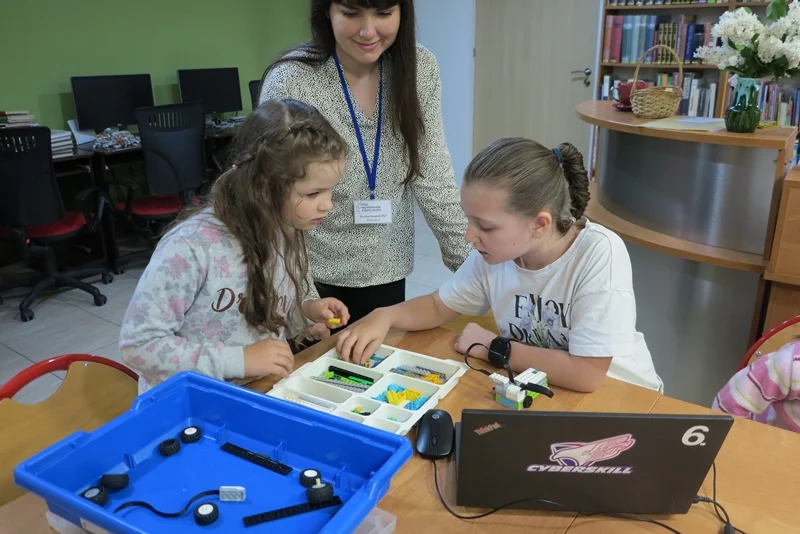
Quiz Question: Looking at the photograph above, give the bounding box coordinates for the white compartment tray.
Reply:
[267,345,468,435]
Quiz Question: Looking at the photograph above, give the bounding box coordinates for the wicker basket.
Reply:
[630,45,683,119]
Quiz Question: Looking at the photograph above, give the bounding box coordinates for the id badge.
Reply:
[354,200,392,225]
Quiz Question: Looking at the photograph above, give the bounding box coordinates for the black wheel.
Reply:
[523,395,533,409]
[100,473,129,491]
[180,426,202,443]
[158,438,181,457]
[300,468,321,488]
[102,273,114,284]
[82,486,109,506]
[194,502,219,526]
[306,479,334,504]
[112,267,125,275]
[94,294,107,307]
[20,309,34,322]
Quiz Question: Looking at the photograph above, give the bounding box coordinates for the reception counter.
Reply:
[577,100,798,404]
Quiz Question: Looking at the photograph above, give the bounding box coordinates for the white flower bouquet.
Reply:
[694,0,800,80]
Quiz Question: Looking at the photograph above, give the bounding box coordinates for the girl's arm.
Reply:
[409,46,473,272]
[714,341,800,418]
[336,291,460,364]
[453,323,611,393]
[337,251,490,363]
[506,345,611,393]
[119,235,246,388]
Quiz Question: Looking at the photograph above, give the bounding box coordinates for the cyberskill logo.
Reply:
[527,434,636,475]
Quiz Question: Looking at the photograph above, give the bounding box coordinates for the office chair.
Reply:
[111,102,206,244]
[249,80,261,110]
[0,127,111,322]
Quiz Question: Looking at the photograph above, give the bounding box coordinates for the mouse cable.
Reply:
[431,460,682,533]
[693,462,747,534]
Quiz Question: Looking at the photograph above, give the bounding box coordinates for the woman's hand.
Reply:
[303,298,350,328]
[336,309,392,365]
[243,338,295,378]
[454,322,496,360]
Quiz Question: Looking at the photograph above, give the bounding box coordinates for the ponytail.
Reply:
[556,142,590,230]
[464,137,591,235]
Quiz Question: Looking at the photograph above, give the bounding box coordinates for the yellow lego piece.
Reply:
[327,317,341,325]
[386,390,404,405]
[422,373,444,385]
[404,389,421,401]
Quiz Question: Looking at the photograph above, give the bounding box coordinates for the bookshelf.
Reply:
[598,0,774,119]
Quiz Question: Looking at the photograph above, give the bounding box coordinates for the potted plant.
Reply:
[694,0,800,133]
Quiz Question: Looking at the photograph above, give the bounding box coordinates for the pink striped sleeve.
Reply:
[713,342,800,420]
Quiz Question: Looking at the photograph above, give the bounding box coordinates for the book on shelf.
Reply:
[603,14,714,66]
[600,71,718,117]
[607,0,726,5]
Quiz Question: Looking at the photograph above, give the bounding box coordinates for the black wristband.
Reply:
[488,336,512,369]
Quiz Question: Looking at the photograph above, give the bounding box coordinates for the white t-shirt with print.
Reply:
[438,219,662,391]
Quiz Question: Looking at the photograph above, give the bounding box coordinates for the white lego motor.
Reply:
[490,368,549,410]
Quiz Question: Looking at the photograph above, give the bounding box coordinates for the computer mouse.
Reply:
[416,409,454,459]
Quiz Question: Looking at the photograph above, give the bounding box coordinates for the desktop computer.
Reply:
[70,74,154,132]
[177,67,243,116]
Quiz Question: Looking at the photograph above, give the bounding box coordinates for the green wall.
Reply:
[0,0,310,129]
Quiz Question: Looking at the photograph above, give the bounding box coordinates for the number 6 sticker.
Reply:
[682,425,709,446]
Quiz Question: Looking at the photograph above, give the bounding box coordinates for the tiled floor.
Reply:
[0,212,451,403]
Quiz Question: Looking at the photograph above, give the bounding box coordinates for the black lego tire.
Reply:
[194,502,219,526]
[299,468,321,488]
[82,486,109,506]
[523,395,534,409]
[306,480,334,505]
[158,438,181,457]
[100,473,129,491]
[180,426,202,444]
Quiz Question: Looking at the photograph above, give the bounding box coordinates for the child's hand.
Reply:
[243,338,294,378]
[303,298,350,328]
[304,323,331,341]
[454,322,495,359]
[336,309,392,365]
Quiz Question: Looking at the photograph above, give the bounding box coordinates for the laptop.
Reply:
[455,409,733,515]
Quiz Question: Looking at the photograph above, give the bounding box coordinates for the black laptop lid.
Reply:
[456,410,733,514]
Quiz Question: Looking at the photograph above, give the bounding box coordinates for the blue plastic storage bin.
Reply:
[14,371,412,533]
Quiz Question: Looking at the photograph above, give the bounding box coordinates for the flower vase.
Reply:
[725,77,762,133]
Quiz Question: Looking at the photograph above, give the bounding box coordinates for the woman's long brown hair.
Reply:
[261,0,423,185]
[172,99,347,333]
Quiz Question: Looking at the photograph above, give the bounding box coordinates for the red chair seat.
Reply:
[116,195,183,217]
[0,212,86,240]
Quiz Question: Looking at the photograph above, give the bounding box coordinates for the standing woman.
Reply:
[260,0,471,324]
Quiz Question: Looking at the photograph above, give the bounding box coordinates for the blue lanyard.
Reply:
[333,53,383,200]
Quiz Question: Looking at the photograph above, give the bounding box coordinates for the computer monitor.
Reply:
[71,74,154,131]
[178,67,243,114]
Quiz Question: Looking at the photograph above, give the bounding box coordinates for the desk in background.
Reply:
[2,328,796,533]
[578,101,798,405]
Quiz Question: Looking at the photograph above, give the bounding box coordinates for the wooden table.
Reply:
[1,329,798,534]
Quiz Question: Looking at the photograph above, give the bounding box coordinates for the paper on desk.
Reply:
[641,117,726,131]
[67,119,95,145]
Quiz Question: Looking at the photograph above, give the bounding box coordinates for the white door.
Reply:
[473,0,602,159]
